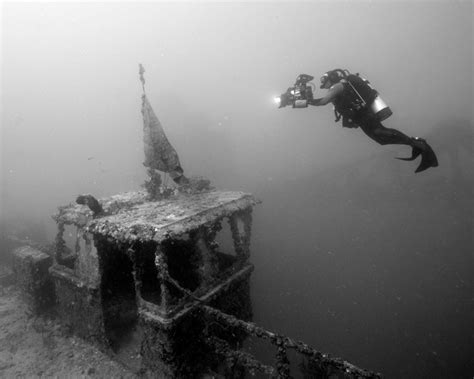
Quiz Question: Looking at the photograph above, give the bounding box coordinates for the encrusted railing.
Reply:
[162,268,382,378]
[201,305,382,378]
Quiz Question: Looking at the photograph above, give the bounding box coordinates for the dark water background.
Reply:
[248,137,473,378]
[2,2,473,378]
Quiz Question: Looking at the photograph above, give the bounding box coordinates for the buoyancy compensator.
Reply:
[342,71,393,122]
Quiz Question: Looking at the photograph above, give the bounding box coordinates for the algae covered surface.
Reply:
[55,190,259,244]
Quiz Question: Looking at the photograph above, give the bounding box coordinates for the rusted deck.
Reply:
[54,190,259,243]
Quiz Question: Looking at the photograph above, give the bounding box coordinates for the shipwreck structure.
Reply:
[6,66,382,378]
[10,189,382,378]
[50,189,257,376]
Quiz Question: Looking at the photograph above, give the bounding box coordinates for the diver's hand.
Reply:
[278,89,292,108]
[278,93,288,108]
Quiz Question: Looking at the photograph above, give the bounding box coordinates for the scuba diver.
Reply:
[278,69,438,173]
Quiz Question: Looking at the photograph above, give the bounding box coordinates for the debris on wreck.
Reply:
[76,194,104,216]
[139,63,213,197]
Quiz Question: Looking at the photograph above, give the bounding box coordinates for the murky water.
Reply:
[1,2,472,377]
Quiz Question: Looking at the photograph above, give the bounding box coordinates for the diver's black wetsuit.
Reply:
[347,108,438,173]
[356,113,412,146]
[309,77,438,172]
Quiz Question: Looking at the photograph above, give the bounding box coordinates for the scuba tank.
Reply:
[370,94,392,121]
[345,71,393,121]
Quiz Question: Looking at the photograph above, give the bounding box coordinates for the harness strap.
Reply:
[345,80,367,107]
[334,108,342,122]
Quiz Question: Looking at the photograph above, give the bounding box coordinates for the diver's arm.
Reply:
[309,82,343,106]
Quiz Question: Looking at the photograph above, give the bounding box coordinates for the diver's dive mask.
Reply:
[320,74,329,89]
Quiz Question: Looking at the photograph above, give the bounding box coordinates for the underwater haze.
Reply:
[1,1,473,377]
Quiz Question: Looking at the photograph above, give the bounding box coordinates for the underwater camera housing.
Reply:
[276,74,315,108]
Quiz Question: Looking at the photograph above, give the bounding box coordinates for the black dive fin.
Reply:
[415,146,439,173]
[396,146,422,161]
[396,137,439,173]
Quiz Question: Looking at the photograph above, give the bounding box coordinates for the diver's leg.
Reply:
[359,119,438,172]
[359,119,412,145]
